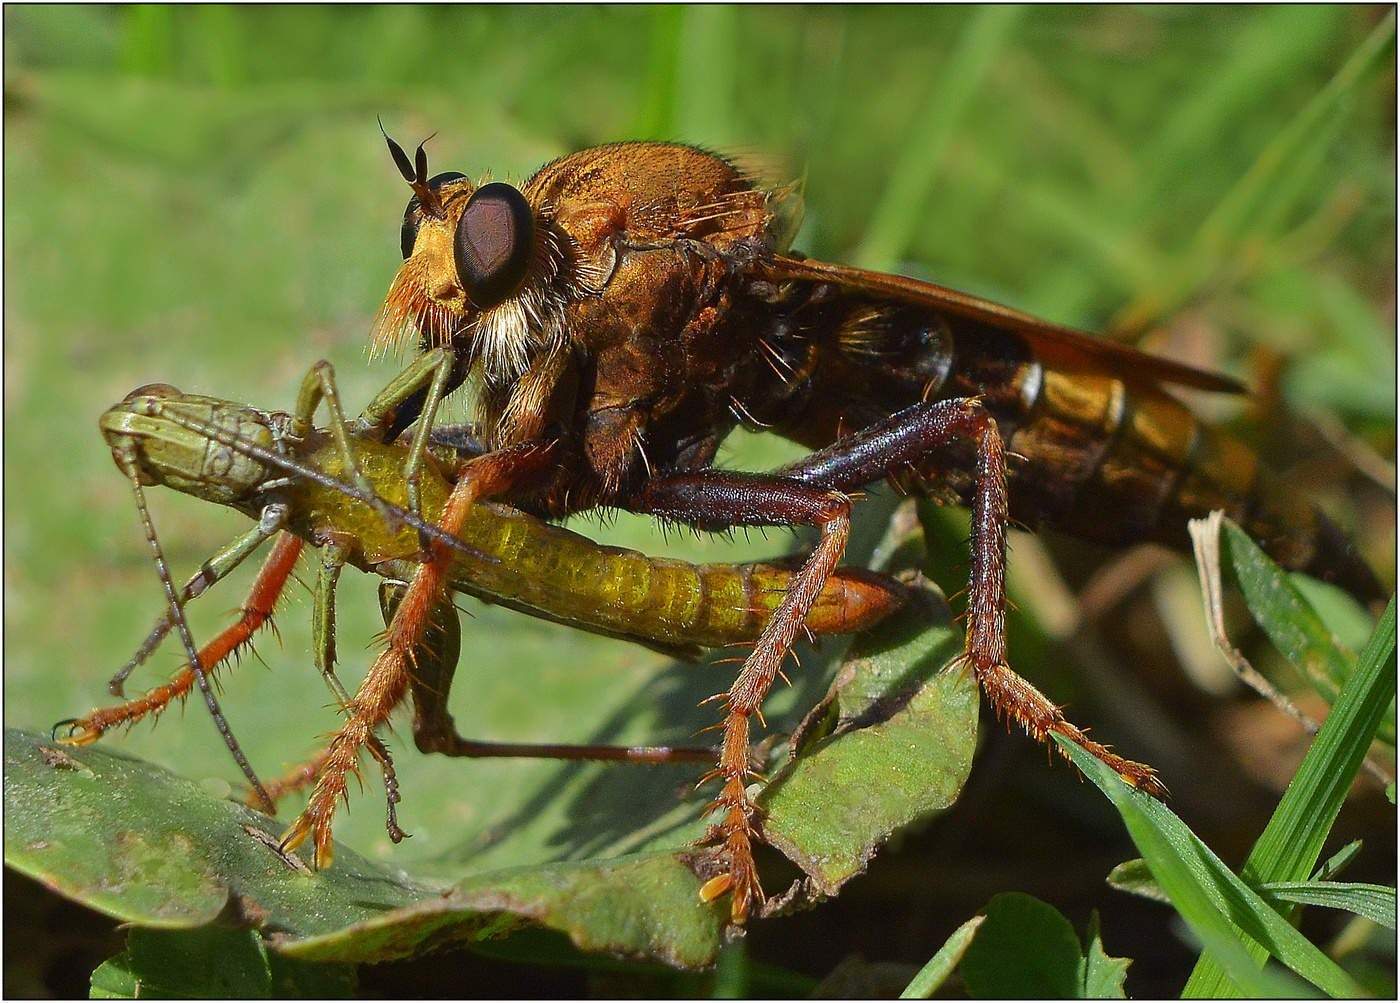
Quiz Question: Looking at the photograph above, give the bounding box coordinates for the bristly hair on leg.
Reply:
[115,451,274,814]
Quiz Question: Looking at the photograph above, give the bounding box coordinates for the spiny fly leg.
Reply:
[107,512,287,697]
[785,398,1166,797]
[281,442,556,868]
[629,471,853,923]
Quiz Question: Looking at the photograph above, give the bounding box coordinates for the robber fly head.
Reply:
[371,123,592,383]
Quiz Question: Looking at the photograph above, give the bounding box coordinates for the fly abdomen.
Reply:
[1007,375,1383,601]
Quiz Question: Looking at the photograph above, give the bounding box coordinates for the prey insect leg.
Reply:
[306,542,406,840]
[778,399,1166,798]
[294,361,410,533]
[58,520,300,764]
[106,456,275,814]
[627,472,854,924]
[357,347,465,517]
[379,584,716,767]
[108,508,290,697]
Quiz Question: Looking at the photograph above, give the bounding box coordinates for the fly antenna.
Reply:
[114,446,275,814]
[379,117,444,219]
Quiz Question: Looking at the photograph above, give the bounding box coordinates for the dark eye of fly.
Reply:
[452,182,535,309]
[399,171,467,259]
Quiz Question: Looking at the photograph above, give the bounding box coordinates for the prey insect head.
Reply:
[100,389,279,504]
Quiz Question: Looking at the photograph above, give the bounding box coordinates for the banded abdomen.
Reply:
[763,291,1383,603]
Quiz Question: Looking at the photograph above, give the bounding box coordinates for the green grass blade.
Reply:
[899,915,984,998]
[1113,11,1396,333]
[1311,840,1365,882]
[1216,518,1395,745]
[1263,882,1396,931]
[710,940,748,998]
[1135,7,1342,208]
[673,5,737,148]
[1185,595,1396,995]
[853,5,1022,270]
[1108,860,1392,930]
[1057,736,1362,997]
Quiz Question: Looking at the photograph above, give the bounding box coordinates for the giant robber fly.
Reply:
[281,135,1386,925]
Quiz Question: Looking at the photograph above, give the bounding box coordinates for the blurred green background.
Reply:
[4,5,1395,997]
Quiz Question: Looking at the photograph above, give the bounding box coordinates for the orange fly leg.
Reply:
[628,471,854,924]
[704,499,849,923]
[280,442,555,868]
[58,532,304,745]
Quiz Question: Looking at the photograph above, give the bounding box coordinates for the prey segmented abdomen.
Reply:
[442,504,902,649]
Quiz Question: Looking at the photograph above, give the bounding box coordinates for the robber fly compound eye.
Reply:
[452,182,535,310]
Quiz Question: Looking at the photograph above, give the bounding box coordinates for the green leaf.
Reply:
[899,915,984,999]
[760,580,973,894]
[1057,736,1360,997]
[5,511,973,969]
[1081,912,1132,998]
[89,927,355,999]
[88,956,138,999]
[5,727,732,966]
[1106,858,1172,905]
[902,900,1128,999]
[1216,519,1395,744]
[958,893,1131,999]
[959,893,1082,999]
[4,729,439,936]
[1184,595,1397,995]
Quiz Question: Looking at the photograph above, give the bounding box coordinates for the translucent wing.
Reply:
[761,255,1245,394]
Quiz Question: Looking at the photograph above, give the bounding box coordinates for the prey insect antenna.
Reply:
[149,406,499,568]
[117,458,274,814]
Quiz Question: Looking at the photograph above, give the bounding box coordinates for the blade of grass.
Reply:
[631,6,683,138]
[1206,516,1395,745]
[853,5,1022,271]
[1111,11,1396,334]
[1135,7,1343,208]
[1184,595,1396,995]
[899,915,984,999]
[673,5,737,148]
[1311,839,1366,882]
[1057,736,1363,997]
[711,940,748,999]
[1263,882,1396,931]
[1109,859,1392,929]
